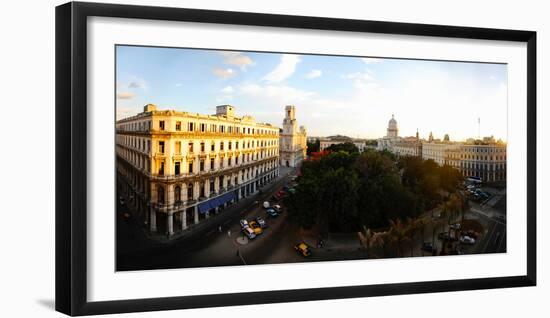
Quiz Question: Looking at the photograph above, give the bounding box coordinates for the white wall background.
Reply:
[0,0,546,317]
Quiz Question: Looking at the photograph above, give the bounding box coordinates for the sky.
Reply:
[116,45,508,141]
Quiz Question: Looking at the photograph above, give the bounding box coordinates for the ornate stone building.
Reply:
[116,104,280,236]
[279,105,307,167]
[377,114,402,151]
[377,114,507,182]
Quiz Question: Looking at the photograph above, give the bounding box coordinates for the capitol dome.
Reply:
[386,114,398,138]
[388,114,397,128]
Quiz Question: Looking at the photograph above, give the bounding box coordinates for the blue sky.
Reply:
[116,45,507,141]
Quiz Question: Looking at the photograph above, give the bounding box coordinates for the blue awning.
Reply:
[198,201,213,214]
[198,192,236,214]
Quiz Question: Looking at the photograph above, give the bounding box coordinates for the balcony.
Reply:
[154,152,166,159]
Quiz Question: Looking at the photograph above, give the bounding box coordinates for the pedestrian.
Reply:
[218,225,222,233]
[227,230,231,237]
[236,249,240,256]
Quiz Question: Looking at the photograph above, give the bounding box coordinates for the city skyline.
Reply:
[116,45,508,141]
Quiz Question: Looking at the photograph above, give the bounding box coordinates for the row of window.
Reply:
[117,135,278,154]
[157,151,278,176]
[161,139,278,154]
[160,120,278,136]
[156,163,278,204]
[118,119,279,136]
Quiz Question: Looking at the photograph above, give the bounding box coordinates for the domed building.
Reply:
[377,114,401,151]
[387,114,398,138]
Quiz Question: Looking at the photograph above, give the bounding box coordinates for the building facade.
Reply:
[279,105,307,167]
[377,114,507,182]
[116,104,280,236]
[377,114,402,151]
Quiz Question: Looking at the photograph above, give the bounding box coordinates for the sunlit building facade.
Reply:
[116,104,280,235]
[279,105,307,167]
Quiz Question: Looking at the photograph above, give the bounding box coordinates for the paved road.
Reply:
[116,169,298,270]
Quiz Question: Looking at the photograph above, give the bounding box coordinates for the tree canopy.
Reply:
[286,150,463,233]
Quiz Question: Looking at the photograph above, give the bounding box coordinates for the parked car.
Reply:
[242,227,256,240]
[462,230,478,240]
[438,232,456,241]
[272,204,282,212]
[255,217,267,228]
[262,201,270,209]
[450,223,461,230]
[294,242,312,257]
[421,242,436,253]
[240,219,249,229]
[266,208,278,218]
[459,235,476,244]
[248,220,263,235]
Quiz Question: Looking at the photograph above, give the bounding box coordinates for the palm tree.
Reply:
[358,226,386,259]
[388,218,410,257]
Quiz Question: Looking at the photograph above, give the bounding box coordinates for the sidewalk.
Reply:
[117,167,296,256]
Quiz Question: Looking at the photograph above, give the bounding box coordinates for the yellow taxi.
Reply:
[293,242,312,257]
[248,220,263,235]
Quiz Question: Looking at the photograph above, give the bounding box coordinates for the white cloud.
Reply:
[342,71,378,90]
[213,67,236,79]
[219,51,254,70]
[361,57,382,64]
[239,83,315,104]
[221,86,234,93]
[263,54,301,83]
[305,69,322,79]
[116,91,136,99]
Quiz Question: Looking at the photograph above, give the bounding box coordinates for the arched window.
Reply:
[157,186,165,204]
[187,183,194,201]
[175,186,181,203]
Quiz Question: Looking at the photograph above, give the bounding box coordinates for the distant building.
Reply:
[319,136,367,152]
[377,114,403,151]
[376,114,506,182]
[279,105,307,167]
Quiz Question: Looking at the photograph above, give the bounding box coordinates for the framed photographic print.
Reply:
[55,1,536,316]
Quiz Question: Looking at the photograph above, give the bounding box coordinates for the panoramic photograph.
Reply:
[115,45,507,271]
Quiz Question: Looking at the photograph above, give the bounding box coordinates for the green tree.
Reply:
[325,142,359,154]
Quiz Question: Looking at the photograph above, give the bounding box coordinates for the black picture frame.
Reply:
[55,1,537,316]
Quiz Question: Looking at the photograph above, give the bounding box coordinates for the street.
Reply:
[117,177,507,271]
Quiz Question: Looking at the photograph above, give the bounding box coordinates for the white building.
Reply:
[377,114,402,151]
[279,105,307,167]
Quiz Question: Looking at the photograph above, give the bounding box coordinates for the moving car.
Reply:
[240,219,249,229]
[459,235,476,244]
[248,220,263,235]
[294,242,312,257]
[242,227,256,240]
[266,208,278,218]
[255,217,267,228]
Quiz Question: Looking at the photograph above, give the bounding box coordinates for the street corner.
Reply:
[235,236,249,245]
